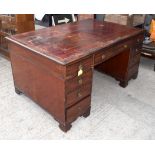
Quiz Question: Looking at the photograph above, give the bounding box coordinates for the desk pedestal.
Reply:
[95,48,141,88]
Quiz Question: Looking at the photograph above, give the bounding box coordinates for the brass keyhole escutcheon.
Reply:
[124,45,128,48]
[137,39,140,42]
[102,54,105,60]
[77,92,82,98]
[78,79,83,85]
[78,107,81,111]
[78,64,83,76]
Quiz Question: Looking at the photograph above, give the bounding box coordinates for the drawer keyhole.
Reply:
[78,79,83,85]
[124,45,128,48]
[102,54,105,60]
[78,107,81,111]
[77,92,82,98]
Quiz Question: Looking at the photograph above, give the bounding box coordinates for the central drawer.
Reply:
[94,39,133,66]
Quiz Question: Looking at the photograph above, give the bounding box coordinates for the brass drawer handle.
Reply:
[78,107,81,111]
[78,79,83,85]
[124,45,128,48]
[77,92,82,98]
[78,64,83,76]
[102,54,105,60]
[78,69,83,76]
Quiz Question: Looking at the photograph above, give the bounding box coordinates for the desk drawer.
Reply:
[129,53,141,68]
[66,83,92,108]
[131,34,143,55]
[66,56,93,79]
[131,46,141,56]
[134,34,144,46]
[66,96,91,123]
[94,48,112,65]
[128,64,139,79]
[94,39,132,65]
[113,39,133,52]
[66,70,93,93]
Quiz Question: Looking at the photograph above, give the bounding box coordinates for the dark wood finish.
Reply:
[66,56,93,78]
[82,106,91,118]
[66,96,91,123]
[66,83,92,108]
[66,70,92,93]
[6,19,144,132]
[0,14,35,59]
[59,123,72,132]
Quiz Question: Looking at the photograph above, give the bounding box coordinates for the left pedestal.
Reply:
[9,42,93,132]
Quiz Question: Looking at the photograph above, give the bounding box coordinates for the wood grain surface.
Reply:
[7,19,144,65]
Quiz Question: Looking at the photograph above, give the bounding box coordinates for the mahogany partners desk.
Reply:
[7,19,144,132]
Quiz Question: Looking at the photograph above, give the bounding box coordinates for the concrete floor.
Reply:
[0,55,155,139]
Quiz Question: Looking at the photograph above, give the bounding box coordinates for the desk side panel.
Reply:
[8,42,66,124]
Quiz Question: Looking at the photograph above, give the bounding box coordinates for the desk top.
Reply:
[7,19,144,65]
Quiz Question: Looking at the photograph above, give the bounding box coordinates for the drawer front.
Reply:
[66,96,91,123]
[66,56,93,78]
[66,70,93,93]
[94,39,133,66]
[94,48,112,65]
[66,83,92,108]
[131,45,141,56]
[129,53,141,68]
[134,34,144,46]
[113,39,133,52]
[130,34,143,56]
[128,64,139,79]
